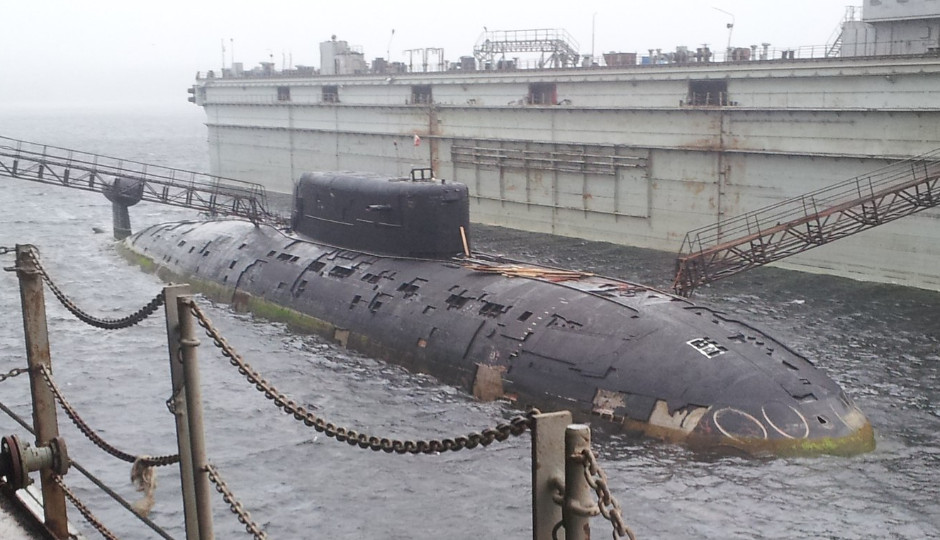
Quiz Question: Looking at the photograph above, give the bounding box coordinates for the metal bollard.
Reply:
[564,424,600,540]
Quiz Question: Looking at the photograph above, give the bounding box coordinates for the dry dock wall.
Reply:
[198,56,940,290]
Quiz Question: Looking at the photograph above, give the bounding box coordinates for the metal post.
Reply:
[177,295,214,540]
[564,424,599,540]
[163,284,199,540]
[111,202,133,240]
[14,245,69,538]
[531,411,572,540]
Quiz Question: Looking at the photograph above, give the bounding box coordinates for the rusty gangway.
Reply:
[0,135,276,223]
[673,149,940,296]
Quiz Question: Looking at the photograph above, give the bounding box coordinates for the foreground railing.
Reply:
[0,245,635,540]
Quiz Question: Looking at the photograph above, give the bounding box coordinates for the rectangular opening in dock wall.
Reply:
[450,139,651,219]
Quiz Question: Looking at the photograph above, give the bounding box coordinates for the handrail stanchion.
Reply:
[564,424,599,540]
[163,284,200,540]
[14,244,69,538]
[177,294,215,540]
[531,411,572,540]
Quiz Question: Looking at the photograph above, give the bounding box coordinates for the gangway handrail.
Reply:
[680,149,940,250]
[0,135,280,224]
[674,148,940,295]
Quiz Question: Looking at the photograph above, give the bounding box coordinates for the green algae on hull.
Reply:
[117,241,875,458]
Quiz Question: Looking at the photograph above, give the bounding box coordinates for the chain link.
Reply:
[187,300,538,454]
[53,474,121,540]
[165,386,181,415]
[0,246,14,255]
[206,463,269,540]
[38,365,180,467]
[581,448,636,540]
[24,247,164,330]
[0,366,29,383]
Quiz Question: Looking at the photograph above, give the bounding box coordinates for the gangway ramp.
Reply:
[673,149,940,296]
[0,135,277,223]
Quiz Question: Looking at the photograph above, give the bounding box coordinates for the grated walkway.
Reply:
[673,148,940,295]
[0,135,278,224]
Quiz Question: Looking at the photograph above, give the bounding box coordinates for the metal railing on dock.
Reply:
[0,244,635,539]
[673,148,940,296]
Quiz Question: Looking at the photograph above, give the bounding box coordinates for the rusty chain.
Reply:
[0,366,28,383]
[24,247,164,330]
[187,299,537,454]
[53,474,121,540]
[581,447,636,540]
[206,463,269,540]
[38,365,180,467]
[0,246,14,255]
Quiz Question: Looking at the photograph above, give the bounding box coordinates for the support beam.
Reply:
[163,285,200,540]
[14,245,69,539]
[176,295,214,540]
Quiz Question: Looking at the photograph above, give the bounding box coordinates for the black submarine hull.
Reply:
[123,218,873,456]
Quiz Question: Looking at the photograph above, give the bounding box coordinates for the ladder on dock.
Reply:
[0,135,276,223]
[673,149,940,296]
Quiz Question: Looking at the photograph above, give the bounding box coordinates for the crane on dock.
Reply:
[0,135,280,235]
[673,149,940,296]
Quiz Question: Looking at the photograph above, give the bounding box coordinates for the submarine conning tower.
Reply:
[291,169,470,259]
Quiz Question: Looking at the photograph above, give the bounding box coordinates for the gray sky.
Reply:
[1,1,854,112]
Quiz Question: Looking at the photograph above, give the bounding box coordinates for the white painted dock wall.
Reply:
[197,56,940,290]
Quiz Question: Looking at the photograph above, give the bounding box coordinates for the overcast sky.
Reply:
[1,1,855,111]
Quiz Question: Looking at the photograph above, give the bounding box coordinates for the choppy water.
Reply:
[0,109,938,539]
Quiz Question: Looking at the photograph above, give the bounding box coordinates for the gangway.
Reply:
[673,149,940,296]
[0,135,278,225]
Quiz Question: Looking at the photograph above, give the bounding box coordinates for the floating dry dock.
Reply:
[189,3,940,291]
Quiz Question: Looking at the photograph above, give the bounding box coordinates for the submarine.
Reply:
[121,169,874,456]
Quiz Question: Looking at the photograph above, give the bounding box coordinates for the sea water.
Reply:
[0,106,937,539]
